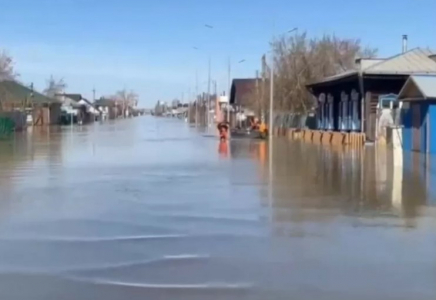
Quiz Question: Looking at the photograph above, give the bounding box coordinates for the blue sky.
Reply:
[1,0,435,106]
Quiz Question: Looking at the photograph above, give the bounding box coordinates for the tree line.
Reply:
[0,51,138,107]
[2,30,376,112]
[248,31,377,115]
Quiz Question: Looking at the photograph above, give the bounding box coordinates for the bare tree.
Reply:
[0,50,19,81]
[44,76,67,98]
[268,32,377,113]
[114,89,139,108]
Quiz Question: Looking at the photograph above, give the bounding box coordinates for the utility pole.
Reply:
[227,57,231,123]
[92,87,96,102]
[214,80,217,123]
[256,70,259,118]
[195,70,199,127]
[207,56,211,128]
[30,82,34,109]
[268,50,274,192]
[269,54,274,144]
[268,27,297,146]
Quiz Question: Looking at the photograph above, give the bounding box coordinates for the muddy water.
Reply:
[0,117,434,300]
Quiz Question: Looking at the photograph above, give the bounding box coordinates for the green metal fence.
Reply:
[0,117,15,138]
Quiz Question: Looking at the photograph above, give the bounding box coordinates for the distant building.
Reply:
[56,93,98,124]
[171,99,180,109]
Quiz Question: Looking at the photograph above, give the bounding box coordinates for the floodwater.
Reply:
[0,117,435,300]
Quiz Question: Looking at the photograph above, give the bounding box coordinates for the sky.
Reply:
[1,0,435,106]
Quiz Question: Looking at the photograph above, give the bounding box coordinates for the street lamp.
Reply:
[227,58,246,123]
[192,44,212,128]
[203,25,214,128]
[269,27,298,145]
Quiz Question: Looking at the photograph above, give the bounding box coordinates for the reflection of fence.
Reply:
[273,112,317,130]
[376,108,402,142]
[188,103,209,126]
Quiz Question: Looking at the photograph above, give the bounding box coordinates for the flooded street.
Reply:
[0,117,435,300]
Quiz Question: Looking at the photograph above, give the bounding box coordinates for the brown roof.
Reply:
[230,78,257,106]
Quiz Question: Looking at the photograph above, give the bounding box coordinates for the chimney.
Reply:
[402,35,408,53]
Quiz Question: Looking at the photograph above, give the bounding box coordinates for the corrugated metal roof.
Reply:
[412,75,436,98]
[308,48,436,87]
[359,58,386,69]
[399,75,436,100]
[365,48,436,74]
[0,80,59,105]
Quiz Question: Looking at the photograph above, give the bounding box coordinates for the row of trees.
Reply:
[44,76,138,106]
[0,50,139,107]
[249,32,377,115]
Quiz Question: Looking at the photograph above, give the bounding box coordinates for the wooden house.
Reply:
[307,48,436,142]
[0,80,61,127]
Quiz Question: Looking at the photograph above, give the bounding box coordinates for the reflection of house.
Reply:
[398,75,436,153]
[0,80,61,128]
[56,93,98,124]
[307,48,436,141]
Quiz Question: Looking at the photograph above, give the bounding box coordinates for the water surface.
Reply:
[0,117,434,300]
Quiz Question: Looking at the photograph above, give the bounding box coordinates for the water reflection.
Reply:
[218,141,229,158]
[231,138,434,225]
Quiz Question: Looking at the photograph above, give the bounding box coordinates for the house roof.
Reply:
[94,98,116,107]
[308,48,436,88]
[56,93,93,105]
[398,75,436,101]
[358,58,386,69]
[307,70,359,86]
[62,93,82,102]
[230,78,258,106]
[365,48,436,74]
[0,80,59,105]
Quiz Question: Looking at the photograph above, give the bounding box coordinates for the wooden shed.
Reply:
[398,75,436,153]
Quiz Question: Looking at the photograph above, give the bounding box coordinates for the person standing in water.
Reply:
[217,121,229,141]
